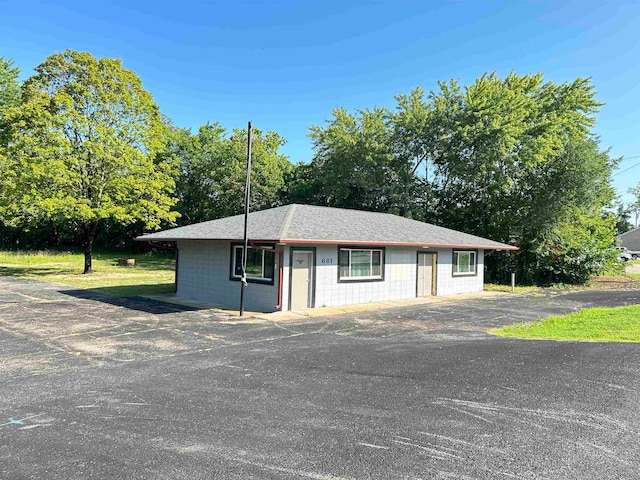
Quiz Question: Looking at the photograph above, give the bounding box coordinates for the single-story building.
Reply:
[137,204,517,312]
[616,227,640,258]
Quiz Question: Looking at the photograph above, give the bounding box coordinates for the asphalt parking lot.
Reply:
[1,277,639,479]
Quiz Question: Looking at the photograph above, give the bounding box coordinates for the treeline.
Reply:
[0,50,620,282]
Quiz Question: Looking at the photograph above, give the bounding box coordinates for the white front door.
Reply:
[291,251,313,310]
[417,252,435,297]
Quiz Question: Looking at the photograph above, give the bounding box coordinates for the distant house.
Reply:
[137,204,516,312]
[616,227,640,257]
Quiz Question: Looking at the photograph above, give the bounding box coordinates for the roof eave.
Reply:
[135,236,281,243]
[136,236,517,250]
[279,239,518,250]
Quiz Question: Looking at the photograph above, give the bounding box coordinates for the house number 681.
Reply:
[321,258,333,264]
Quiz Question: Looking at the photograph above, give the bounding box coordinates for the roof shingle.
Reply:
[616,227,640,251]
[137,204,516,250]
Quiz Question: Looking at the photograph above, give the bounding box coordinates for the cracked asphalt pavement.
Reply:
[1,276,639,479]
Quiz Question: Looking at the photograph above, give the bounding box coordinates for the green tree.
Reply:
[301,107,421,215]
[172,123,291,225]
[393,74,614,284]
[0,57,20,109]
[415,74,599,232]
[0,50,178,273]
[519,138,618,283]
[614,201,634,234]
[391,86,440,219]
[0,57,21,146]
[533,211,618,285]
[282,161,327,206]
[305,72,615,284]
[630,183,640,229]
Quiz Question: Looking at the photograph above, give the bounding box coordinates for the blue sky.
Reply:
[2,0,639,202]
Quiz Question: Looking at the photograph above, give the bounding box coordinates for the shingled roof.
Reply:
[137,204,517,250]
[616,227,640,251]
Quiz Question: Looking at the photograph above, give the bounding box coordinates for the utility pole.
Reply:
[239,121,252,317]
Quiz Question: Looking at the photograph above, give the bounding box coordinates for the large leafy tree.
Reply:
[0,50,178,273]
[302,72,617,284]
[172,122,291,225]
[414,74,614,283]
[498,137,617,284]
[293,107,422,216]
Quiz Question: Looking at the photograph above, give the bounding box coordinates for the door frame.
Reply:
[416,251,438,297]
[288,247,316,310]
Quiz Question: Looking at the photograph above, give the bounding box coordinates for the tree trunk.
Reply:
[83,244,93,274]
[82,221,98,274]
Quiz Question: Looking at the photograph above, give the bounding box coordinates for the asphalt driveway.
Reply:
[1,277,639,479]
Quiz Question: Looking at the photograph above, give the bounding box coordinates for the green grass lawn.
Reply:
[492,304,640,342]
[0,249,176,296]
[484,283,540,293]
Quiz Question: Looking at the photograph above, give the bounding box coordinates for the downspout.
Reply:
[174,248,179,293]
[275,250,283,310]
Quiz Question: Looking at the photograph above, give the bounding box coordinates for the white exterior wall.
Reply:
[175,241,484,313]
[309,245,416,308]
[176,240,282,312]
[435,248,484,295]
[281,246,485,311]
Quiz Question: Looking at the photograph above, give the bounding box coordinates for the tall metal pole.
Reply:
[239,121,252,317]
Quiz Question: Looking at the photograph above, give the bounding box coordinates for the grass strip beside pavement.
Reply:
[0,250,175,296]
[492,305,640,342]
[484,283,540,293]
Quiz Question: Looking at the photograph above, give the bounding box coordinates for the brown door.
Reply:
[291,251,313,310]
[417,252,435,296]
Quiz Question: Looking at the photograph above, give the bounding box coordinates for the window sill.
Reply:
[230,276,275,285]
[338,276,384,283]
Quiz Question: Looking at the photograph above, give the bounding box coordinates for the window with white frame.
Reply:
[452,250,477,276]
[231,244,275,283]
[338,248,384,281]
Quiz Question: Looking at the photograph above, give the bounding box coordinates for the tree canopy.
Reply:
[169,122,291,225]
[292,72,617,284]
[0,57,21,147]
[0,50,178,272]
[0,51,623,284]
